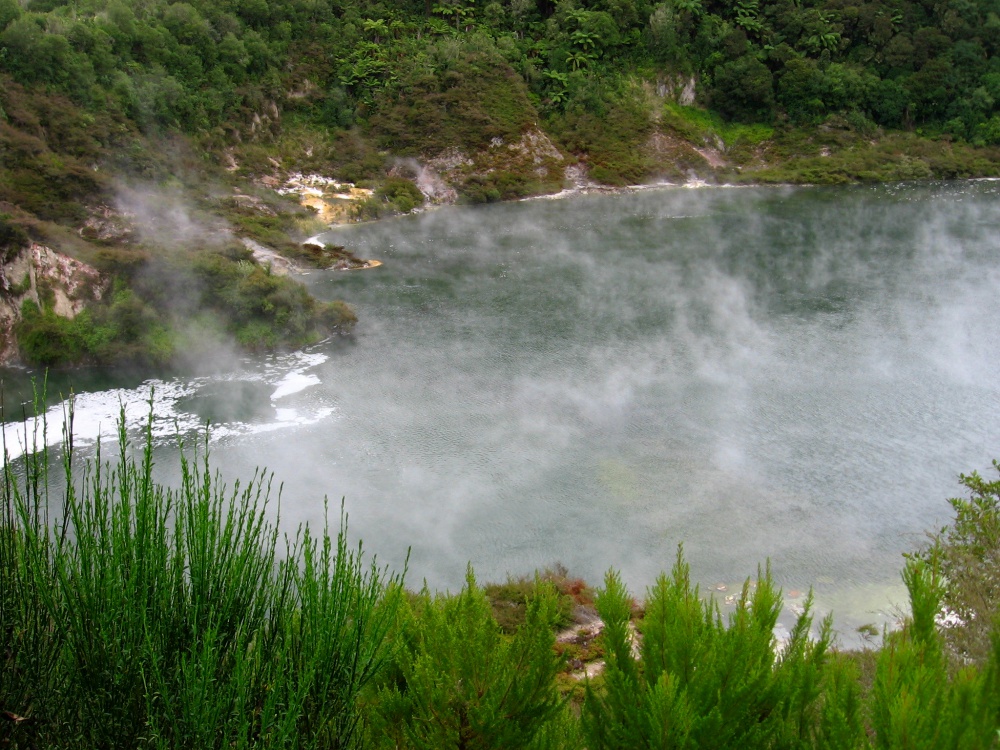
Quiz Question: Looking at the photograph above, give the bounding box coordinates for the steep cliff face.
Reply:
[0,243,106,365]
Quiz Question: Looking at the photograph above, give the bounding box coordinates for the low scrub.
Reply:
[5,409,1000,748]
[14,246,357,369]
[547,77,655,186]
[368,570,565,750]
[191,247,357,351]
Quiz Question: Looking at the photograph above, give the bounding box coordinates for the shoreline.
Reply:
[293,171,977,252]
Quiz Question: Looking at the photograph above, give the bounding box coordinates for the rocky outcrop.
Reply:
[0,243,105,365]
[271,172,375,224]
[79,205,137,243]
[657,75,698,106]
[410,154,464,205]
[644,131,727,178]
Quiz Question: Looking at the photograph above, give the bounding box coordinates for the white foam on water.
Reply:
[256,406,334,433]
[2,380,197,461]
[2,351,335,462]
[271,372,321,401]
[268,351,326,401]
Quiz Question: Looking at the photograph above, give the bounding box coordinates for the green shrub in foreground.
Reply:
[917,462,1000,667]
[6,403,1000,749]
[0,406,401,749]
[581,549,1000,750]
[368,569,566,750]
[582,550,862,750]
[869,561,1000,749]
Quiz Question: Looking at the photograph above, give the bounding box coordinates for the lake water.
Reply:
[5,181,1000,641]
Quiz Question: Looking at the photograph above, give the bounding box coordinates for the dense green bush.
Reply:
[6,407,1000,748]
[546,76,654,185]
[12,245,356,369]
[0,0,998,199]
[14,299,86,367]
[15,285,174,369]
[370,38,537,157]
[369,569,565,750]
[356,178,426,218]
[916,462,1000,667]
[376,178,425,214]
[192,248,356,350]
[0,410,402,749]
[582,551,858,749]
[460,171,537,203]
[869,561,1000,749]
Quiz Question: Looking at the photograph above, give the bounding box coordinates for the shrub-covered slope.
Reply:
[2,0,1000,368]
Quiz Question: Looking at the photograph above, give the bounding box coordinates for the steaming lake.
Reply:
[5,181,1000,639]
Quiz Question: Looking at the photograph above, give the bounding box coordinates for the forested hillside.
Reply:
[4,0,1000,175]
[1,0,1000,367]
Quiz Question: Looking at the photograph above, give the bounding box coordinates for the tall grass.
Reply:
[6,398,1000,749]
[0,401,402,749]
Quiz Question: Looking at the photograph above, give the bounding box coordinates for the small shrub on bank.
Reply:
[353,178,426,219]
[15,286,174,369]
[376,178,425,214]
[460,171,535,204]
[14,300,85,367]
[192,248,356,350]
[0,213,29,262]
[484,566,585,633]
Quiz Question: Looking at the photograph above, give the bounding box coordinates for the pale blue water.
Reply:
[5,181,1000,640]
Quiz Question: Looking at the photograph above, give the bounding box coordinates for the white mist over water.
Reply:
[5,181,1000,640]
